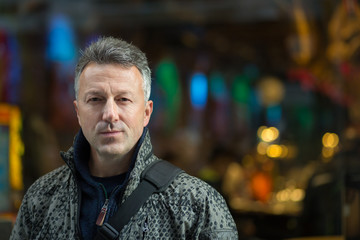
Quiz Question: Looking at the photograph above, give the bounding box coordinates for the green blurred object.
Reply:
[155,59,182,133]
[231,74,251,104]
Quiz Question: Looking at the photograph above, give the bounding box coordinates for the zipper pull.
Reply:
[142,218,149,239]
[96,199,109,226]
[143,221,149,233]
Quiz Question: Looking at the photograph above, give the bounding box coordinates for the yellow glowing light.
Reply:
[258,76,285,106]
[227,162,242,179]
[257,126,267,138]
[322,147,335,159]
[258,126,280,142]
[280,145,289,158]
[267,144,282,158]
[276,189,290,202]
[257,142,268,155]
[0,104,24,191]
[322,132,339,148]
[290,189,305,202]
[261,128,273,142]
[10,106,24,191]
[276,188,305,202]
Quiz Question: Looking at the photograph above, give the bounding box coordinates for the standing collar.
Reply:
[72,127,148,186]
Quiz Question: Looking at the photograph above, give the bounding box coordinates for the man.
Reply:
[11,36,238,239]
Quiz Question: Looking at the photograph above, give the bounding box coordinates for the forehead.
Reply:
[79,63,143,92]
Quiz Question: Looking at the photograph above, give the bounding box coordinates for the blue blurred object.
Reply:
[0,126,10,212]
[7,34,21,104]
[46,14,76,62]
[209,71,228,101]
[266,104,282,126]
[0,30,22,104]
[190,72,208,110]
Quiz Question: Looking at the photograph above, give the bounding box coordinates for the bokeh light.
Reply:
[322,132,339,148]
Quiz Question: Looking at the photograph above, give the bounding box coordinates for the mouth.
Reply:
[99,130,122,137]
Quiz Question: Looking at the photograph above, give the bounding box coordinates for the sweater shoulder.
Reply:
[160,171,238,235]
[25,165,72,197]
[165,171,230,209]
[171,172,219,196]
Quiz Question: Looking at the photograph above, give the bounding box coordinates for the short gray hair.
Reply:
[74,36,151,101]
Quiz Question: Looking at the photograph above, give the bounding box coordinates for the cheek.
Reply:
[124,112,145,133]
[123,106,143,121]
[78,109,97,128]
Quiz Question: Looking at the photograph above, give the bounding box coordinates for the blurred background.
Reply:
[1,0,360,239]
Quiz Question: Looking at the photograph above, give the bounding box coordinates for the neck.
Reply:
[89,149,134,177]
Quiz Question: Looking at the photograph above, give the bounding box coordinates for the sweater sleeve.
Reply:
[10,192,33,240]
[178,175,238,240]
[198,187,239,240]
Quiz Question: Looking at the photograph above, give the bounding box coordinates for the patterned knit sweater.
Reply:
[10,129,238,239]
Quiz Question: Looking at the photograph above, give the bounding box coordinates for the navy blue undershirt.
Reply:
[92,173,127,198]
[73,128,147,240]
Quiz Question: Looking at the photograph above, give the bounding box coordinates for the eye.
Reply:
[87,97,102,103]
[117,97,130,102]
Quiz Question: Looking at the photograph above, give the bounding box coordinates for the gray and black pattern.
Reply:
[10,131,238,239]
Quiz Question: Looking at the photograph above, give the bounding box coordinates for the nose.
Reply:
[102,99,119,123]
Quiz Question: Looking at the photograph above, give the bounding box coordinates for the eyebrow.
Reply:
[83,90,103,98]
[83,89,135,98]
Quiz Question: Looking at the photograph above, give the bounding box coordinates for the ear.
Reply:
[73,100,81,126]
[143,100,153,127]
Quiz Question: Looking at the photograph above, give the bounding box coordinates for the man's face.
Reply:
[74,63,153,160]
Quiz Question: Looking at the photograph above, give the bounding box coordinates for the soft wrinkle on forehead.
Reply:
[81,63,140,81]
[79,64,144,100]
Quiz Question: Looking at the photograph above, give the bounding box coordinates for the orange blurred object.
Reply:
[250,171,273,203]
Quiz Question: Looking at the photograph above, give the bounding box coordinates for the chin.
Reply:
[99,146,128,157]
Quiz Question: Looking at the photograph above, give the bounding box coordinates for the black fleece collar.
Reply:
[72,127,148,187]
